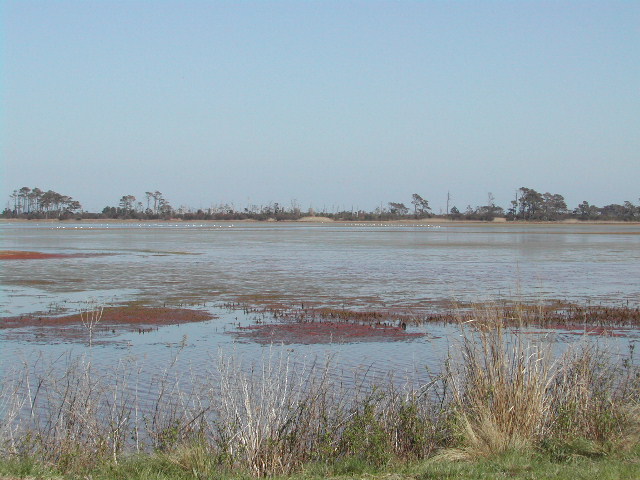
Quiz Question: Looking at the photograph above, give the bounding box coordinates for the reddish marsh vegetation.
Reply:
[231,300,640,332]
[0,250,111,260]
[225,301,640,345]
[434,303,640,329]
[0,305,214,331]
[232,321,424,344]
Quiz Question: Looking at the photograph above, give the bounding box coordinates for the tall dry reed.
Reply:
[442,306,554,458]
[440,305,640,459]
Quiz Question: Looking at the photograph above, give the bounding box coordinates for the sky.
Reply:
[2,1,639,214]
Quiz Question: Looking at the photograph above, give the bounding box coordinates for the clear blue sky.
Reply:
[2,1,638,213]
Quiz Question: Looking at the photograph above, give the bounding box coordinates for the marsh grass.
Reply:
[438,305,640,462]
[442,306,555,459]
[215,348,320,475]
[1,305,639,477]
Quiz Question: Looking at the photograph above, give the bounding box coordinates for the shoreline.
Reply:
[1,217,639,226]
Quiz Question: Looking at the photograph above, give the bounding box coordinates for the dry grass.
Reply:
[438,305,640,461]
[442,306,554,458]
[215,347,316,475]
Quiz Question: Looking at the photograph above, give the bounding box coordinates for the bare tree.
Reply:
[80,301,104,348]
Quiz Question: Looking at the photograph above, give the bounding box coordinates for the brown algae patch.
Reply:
[231,321,424,345]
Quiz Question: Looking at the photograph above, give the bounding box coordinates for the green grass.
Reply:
[3,449,640,480]
[418,449,640,480]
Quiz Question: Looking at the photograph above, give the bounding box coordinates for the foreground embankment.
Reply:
[1,305,639,478]
[3,447,640,480]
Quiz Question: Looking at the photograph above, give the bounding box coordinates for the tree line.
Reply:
[2,186,639,222]
[101,191,173,219]
[5,187,82,219]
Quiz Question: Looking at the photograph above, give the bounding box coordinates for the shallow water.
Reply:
[1,221,639,385]
[2,221,639,314]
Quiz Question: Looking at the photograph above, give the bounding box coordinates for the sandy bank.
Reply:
[297,216,334,222]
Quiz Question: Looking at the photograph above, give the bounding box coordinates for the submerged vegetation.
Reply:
[1,305,639,478]
[3,185,640,221]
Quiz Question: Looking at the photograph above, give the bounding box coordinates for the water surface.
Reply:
[2,221,638,315]
[1,221,639,385]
